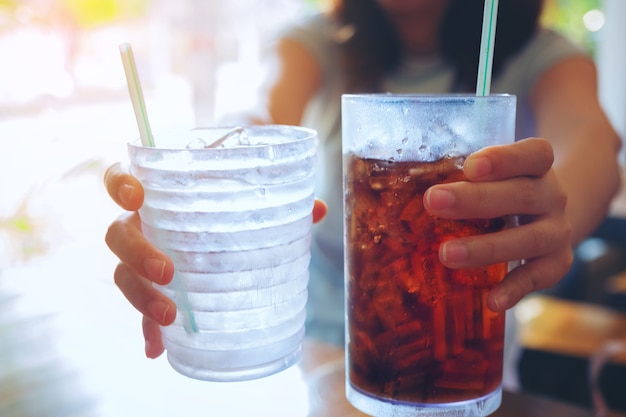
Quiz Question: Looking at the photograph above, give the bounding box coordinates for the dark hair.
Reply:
[330,0,544,92]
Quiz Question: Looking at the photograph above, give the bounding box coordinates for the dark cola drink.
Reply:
[345,153,508,405]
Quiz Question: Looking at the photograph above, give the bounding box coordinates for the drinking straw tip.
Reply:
[119,42,155,147]
[476,0,499,96]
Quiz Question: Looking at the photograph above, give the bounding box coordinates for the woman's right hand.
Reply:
[104,162,177,358]
[103,162,328,359]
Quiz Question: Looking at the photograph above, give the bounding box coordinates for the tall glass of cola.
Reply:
[342,94,517,416]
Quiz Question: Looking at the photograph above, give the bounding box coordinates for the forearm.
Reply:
[531,57,623,246]
[551,121,622,246]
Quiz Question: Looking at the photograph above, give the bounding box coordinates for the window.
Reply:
[0,2,314,416]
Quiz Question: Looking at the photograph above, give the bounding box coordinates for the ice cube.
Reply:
[185,137,209,149]
[382,371,428,400]
[399,195,425,225]
[435,348,488,391]
[446,296,470,356]
[372,274,405,329]
[393,254,422,295]
[432,300,448,360]
[349,329,379,373]
[222,126,250,146]
[185,127,249,149]
[376,321,431,365]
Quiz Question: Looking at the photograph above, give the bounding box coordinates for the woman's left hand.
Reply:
[423,137,573,311]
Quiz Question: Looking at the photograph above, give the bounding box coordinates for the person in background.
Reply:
[104,0,621,388]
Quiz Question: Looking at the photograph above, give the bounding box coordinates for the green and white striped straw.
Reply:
[476,0,499,96]
[119,43,199,334]
[119,43,155,147]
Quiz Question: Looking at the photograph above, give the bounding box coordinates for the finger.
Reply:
[439,217,572,269]
[487,250,574,311]
[105,212,174,285]
[104,162,145,211]
[114,261,176,326]
[464,138,554,181]
[143,315,166,359]
[313,199,328,224]
[424,172,566,219]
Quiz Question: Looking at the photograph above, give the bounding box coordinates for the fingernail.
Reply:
[148,300,170,324]
[425,188,455,210]
[465,156,492,179]
[492,293,509,312]
[441,242,469,263]
[144,258,166,283]
[117,184,135,207]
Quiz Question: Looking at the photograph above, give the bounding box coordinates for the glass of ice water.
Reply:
[128,125,318,382]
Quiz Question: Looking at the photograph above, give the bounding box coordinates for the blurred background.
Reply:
[0,0,625,416]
